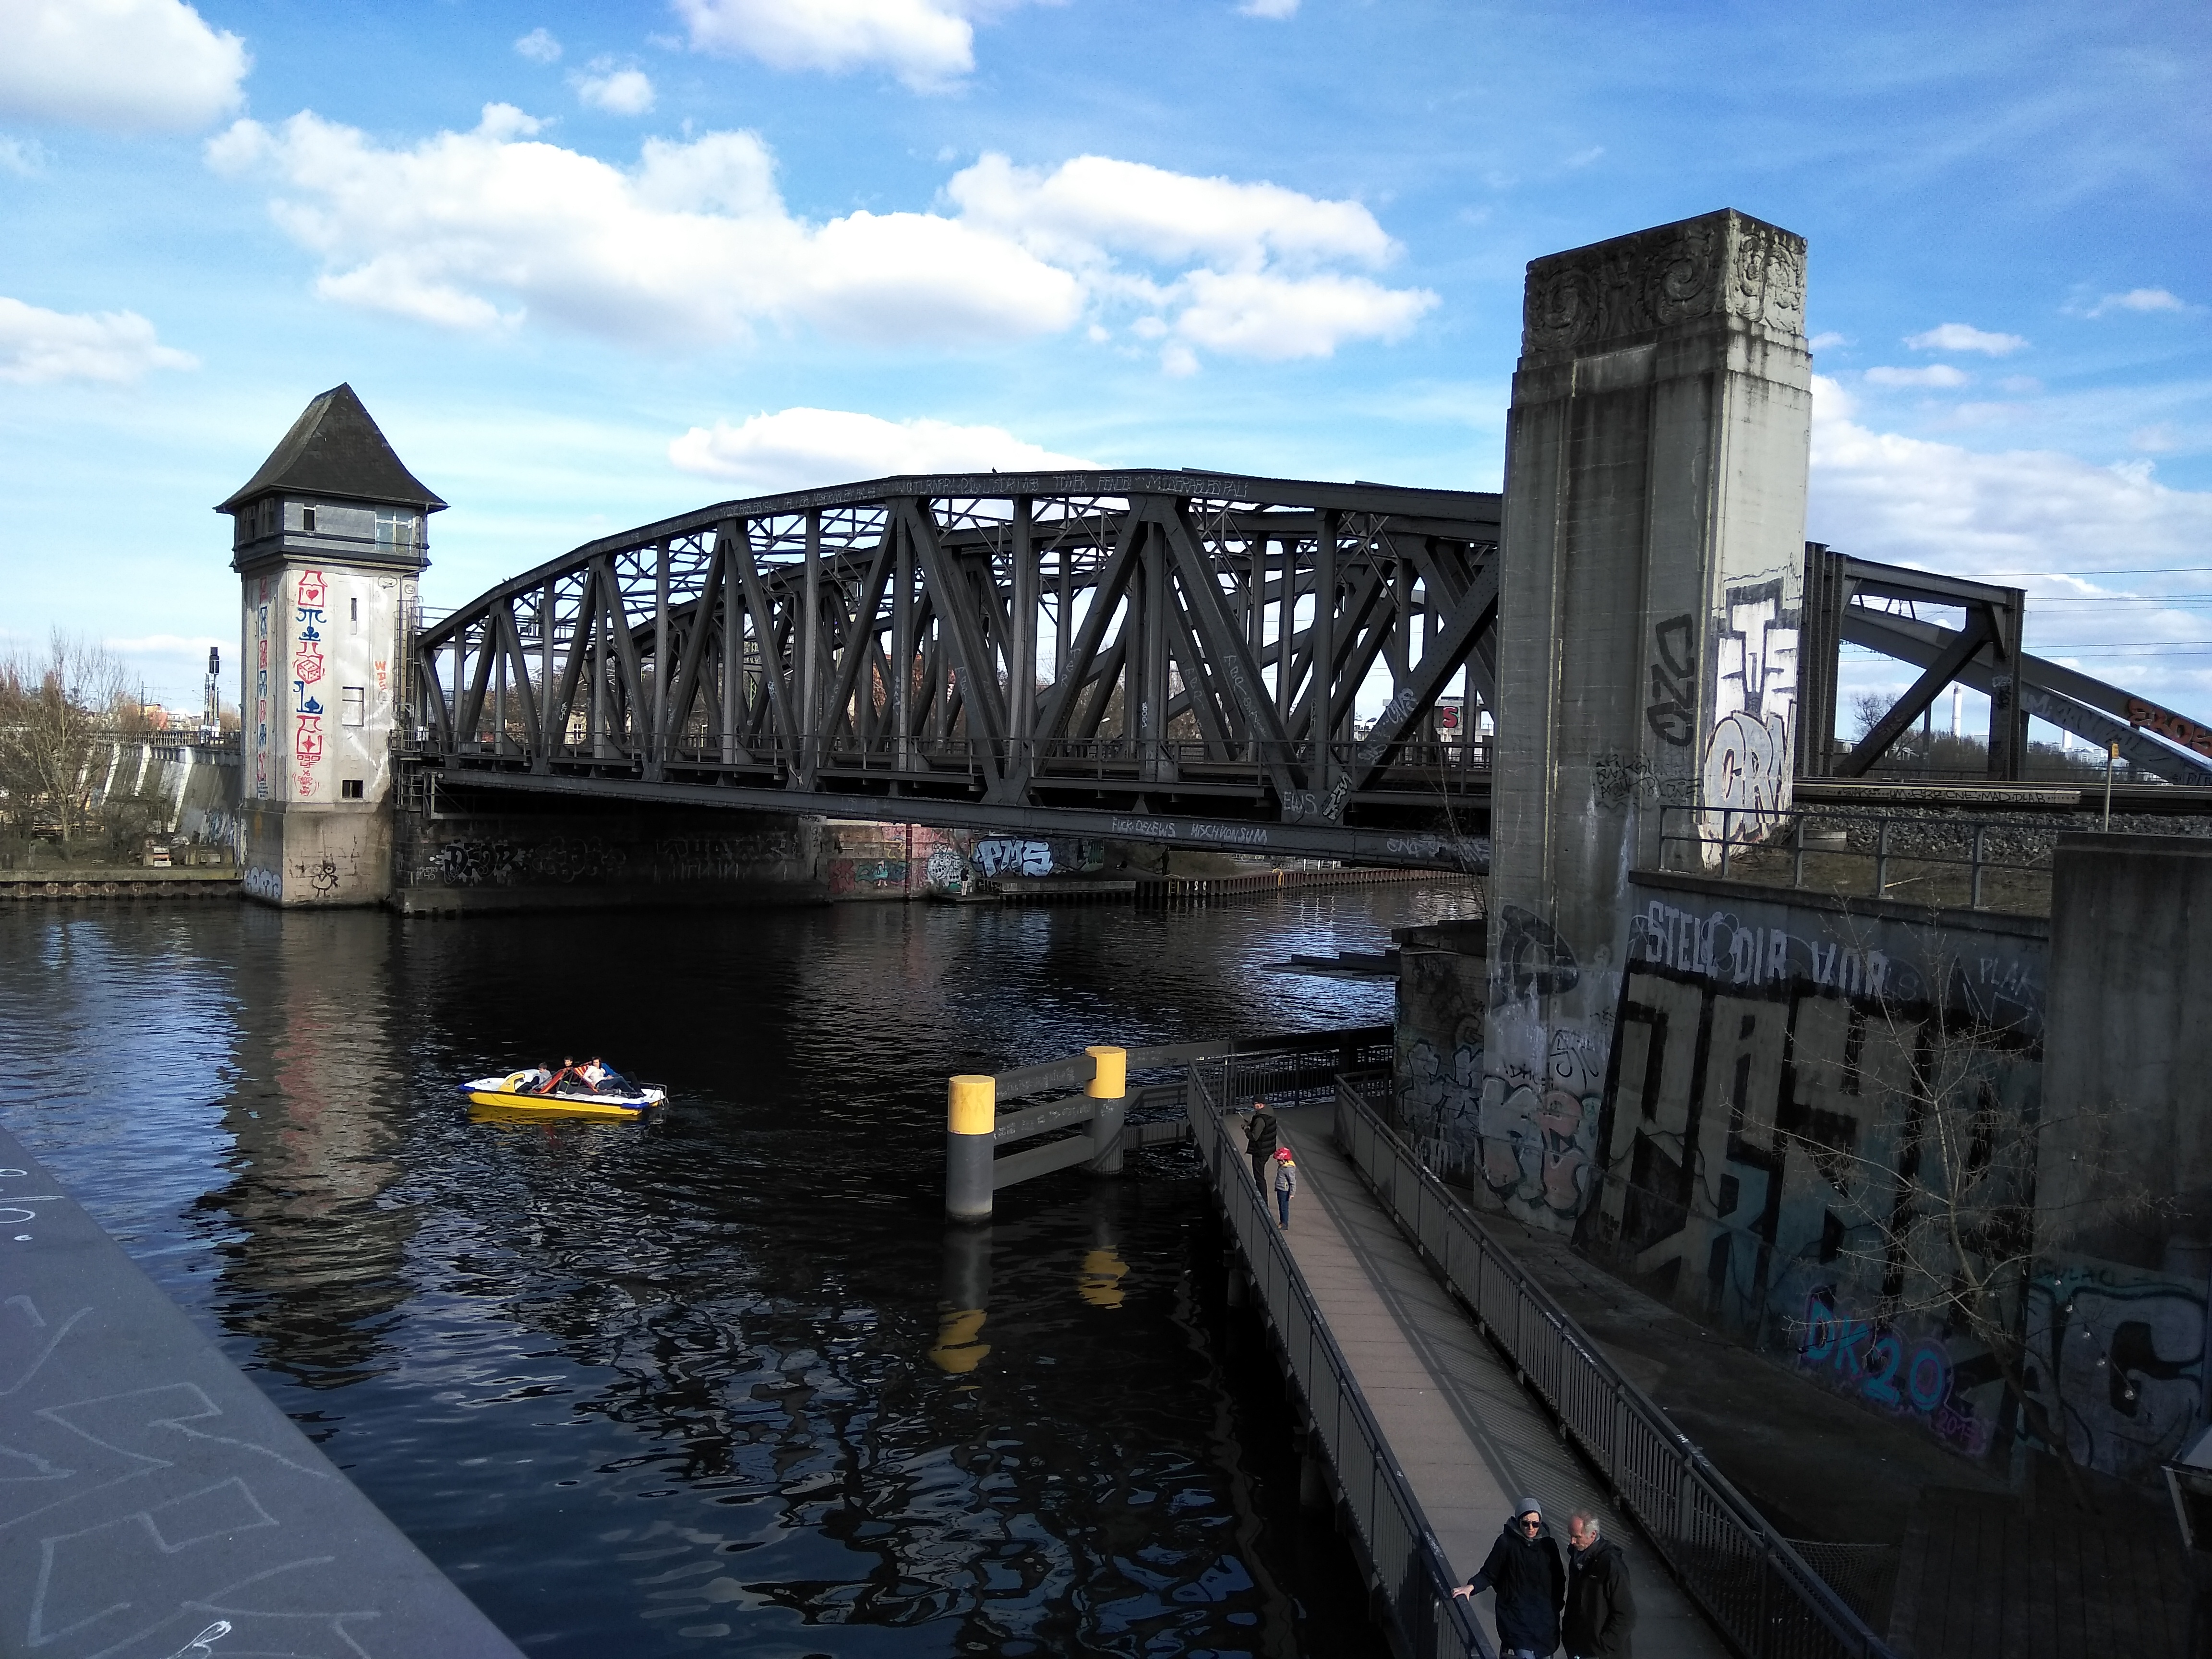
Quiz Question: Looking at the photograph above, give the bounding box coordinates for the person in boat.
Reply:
[582,1058,634,1095]
[537,1058,579,1094]
[580,1057,609,1092]
[517,1062,553,1091]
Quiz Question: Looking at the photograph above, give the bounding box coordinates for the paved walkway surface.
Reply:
[0,1126,522,1659]
[1261,1114,1729,1659]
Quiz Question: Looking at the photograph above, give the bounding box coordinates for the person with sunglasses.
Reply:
[1451,1495,1565,1658]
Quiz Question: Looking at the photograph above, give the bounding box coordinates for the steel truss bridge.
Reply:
[412,471,1503,866]
[414,471,2212,870]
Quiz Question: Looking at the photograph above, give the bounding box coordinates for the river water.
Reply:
[0,884,1477,1657]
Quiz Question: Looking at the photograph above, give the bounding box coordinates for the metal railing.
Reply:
[440,727,1493,787]
[1189,1060,1495,1659]
[1332,1081,1896,1659]
[1657,804,2054,915]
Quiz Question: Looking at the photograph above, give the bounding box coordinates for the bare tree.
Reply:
[0,632,135,848]
[1777,954,2170,1494]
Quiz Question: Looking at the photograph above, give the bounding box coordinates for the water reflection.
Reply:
[0,884,1479,1656]
[201,914,416,1388]
[932,1226,992,1375]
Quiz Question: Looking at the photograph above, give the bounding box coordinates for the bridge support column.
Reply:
[1485,210,1811,1233]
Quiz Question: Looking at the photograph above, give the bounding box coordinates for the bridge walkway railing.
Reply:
[1187,1055,1498,1659]
[1327,1075,1898,1659]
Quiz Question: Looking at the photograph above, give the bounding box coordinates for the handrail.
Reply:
[1332,1080,1897,1659]
[1189,1061,1496,1659]
[991,1026,1394,1103]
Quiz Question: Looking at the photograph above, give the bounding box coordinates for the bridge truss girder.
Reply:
[414,470,1503,866]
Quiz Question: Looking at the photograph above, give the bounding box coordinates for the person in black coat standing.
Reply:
[1452,1496,1565,1658]
[1563,1511,1635,1659]
[1245,1100,1280,1192]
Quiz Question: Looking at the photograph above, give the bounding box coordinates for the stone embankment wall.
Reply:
[393,791,825,914]
[1396,835,2212,1488]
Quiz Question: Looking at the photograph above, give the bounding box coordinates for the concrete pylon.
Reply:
[1485,209,1811,1234]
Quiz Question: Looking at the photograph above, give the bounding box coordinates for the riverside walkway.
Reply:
[1183,1052,1891,1659]
[1260,1110,1725,1659]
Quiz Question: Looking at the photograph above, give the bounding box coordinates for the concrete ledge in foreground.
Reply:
[0,1126,524,1659]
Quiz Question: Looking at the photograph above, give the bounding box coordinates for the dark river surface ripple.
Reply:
[0,886,1478,1657]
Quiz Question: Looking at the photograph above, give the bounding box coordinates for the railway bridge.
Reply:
[225,204,2212,910]
[411,471,1503,869]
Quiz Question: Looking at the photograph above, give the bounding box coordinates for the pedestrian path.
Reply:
[1265,1113,1728,1659]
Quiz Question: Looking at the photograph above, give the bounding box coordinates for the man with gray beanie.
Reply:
[1451,1495,1564,1657]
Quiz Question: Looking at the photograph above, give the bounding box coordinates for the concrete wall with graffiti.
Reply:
[397,803,822,912]
[822,823,1105,900]
[1593,876,2209,1482]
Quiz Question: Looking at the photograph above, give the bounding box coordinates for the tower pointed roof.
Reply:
[217,383,446,514]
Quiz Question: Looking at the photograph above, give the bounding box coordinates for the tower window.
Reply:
[340,779,364,799]
[341,686,366,726]
[375,510,417,547]
[304,507,317,531]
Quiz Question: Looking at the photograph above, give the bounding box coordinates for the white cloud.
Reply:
[1905,322,2026,356]
[1171,268,1432,361]
[949,152,1397,272]
[946,152,1433,364]
[2088,288,2191,318]
[674,0,1009,92]
[1805,372,2212,619]
[206,107,1082,347]
[0,295,197,384]
[669,407,1094,491]
[515,27,562,63]
[1238,0,1299,17]
[207,112,1434,367]
[1807,330,1846,352]
[574,63,655,115]
[1864,363,1969,389]
[0,136,47,174]
[1809,373,2212,705]
[0,0,249,132]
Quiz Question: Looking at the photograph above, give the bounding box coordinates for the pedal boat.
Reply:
[460,1072,667,1120]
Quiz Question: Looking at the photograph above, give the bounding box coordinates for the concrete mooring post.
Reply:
[1485,209,1812,1234]
[946,1073,996,1223]
[1085,1044,1128,1176]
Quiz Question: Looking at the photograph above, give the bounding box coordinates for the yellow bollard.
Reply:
[946,1073,996,1221]
[1085,1046,1127,1175]
[1085,1046,1126,1100]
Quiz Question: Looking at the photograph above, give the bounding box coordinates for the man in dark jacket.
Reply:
[1245,1100,1280,1191]
[1452,1496,1564,1657]
[1563,1510,1635,1659]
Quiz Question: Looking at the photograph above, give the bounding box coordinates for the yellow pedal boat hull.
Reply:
[460,1074,667,1121]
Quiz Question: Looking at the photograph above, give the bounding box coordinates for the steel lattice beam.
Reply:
[413,470,1502,864]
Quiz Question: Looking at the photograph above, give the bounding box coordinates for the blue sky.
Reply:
[2,0,2208,732]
